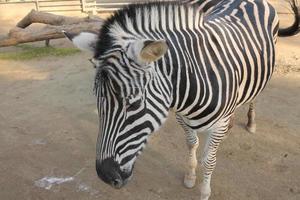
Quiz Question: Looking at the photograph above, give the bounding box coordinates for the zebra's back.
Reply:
[207,0,279,107]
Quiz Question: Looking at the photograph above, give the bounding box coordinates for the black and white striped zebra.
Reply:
[64,0,299,199]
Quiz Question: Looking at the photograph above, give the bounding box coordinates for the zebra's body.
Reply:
[95,0,277,131]
[64,0,299,199]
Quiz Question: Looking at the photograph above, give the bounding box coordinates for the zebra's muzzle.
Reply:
[96,157,131,189]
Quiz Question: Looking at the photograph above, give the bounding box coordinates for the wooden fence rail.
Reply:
[0,0,296,14]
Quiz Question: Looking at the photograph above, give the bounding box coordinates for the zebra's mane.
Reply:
[94,1,200,59]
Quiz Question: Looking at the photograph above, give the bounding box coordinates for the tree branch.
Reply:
[0,10,103,47]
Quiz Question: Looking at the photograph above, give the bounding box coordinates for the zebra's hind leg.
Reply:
[246,102,256,133]
[176,115,199,188]
[200,120,228,200]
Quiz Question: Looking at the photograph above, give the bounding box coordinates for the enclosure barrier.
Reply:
[0,0,157,13]
[0,0,295,14]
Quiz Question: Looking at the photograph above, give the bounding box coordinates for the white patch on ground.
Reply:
[76,182,100,196]
[77,183,89,192]
[31,139,47,145]
[34,168,100,196]
[35,176,74,190]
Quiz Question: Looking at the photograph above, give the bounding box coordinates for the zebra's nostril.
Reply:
[96,158,126,189]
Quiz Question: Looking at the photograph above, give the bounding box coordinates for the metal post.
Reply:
[45,39,50,47]
[92,0,96,15]
[35,0,40,11]
[81,0,86,13]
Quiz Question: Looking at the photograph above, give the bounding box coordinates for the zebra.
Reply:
[64,0,300,199]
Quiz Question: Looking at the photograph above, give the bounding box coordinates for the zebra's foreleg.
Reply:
[184,130,199,188]
[246,102,256,133]
[200,122,228,200]
[176,115,199,188]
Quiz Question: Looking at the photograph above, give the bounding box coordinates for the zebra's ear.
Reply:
[139,40,168,63]
[62,31,98,52]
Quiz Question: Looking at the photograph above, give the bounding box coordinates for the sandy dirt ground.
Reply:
[1,5,300,200]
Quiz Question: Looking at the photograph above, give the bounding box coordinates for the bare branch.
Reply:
[0,10,103,47]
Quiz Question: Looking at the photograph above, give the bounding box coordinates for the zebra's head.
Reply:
[65,30,172,188]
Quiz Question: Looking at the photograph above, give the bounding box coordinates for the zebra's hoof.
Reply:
[184,174,196,188]
[246,123,256,133]
[200,183,211,200]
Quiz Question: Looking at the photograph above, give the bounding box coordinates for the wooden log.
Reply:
[0,22,102,47]
[17,9,102,28]
[0,10,103,47]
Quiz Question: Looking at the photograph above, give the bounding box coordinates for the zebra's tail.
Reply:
[278,0,300,37]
